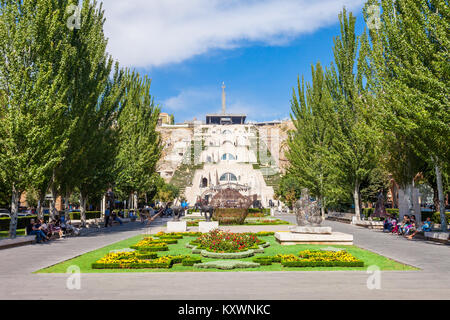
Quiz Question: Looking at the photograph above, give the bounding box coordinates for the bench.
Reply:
[424,232,449,244]
[0,235,36,250]
[326,212,353,224]
[353,220,384,230]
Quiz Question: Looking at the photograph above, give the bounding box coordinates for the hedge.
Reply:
[252,257,273,265]
[194,260,260,270]
[281,260,364,268]
[143,238,178,244]
[0,211,103,231]
[0,215,49,231]
[182,257,202,266]
[69,211,101,220]
[362,208,449,223]
[135,253,158,259]
[213,208,248,225]
[91,262,171,269]
[155,234,183,240]
[200,249,257,259]
[130,245,169,252]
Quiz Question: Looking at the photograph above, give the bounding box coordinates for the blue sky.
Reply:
[102,0,368,123]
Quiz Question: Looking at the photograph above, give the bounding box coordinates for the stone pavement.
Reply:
[0,216,449,300]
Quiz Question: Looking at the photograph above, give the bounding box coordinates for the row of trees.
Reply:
[0,0,164,237]
[284,0,449,230]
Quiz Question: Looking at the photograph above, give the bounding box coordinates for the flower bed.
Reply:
[91,252,193,269]
[142,237,178,244]
[130,239,169,252]
[155,231,202,238]
[92,252,172,269]
[244,219,290,225]
[191,229,264,253]
[251,250,364,268]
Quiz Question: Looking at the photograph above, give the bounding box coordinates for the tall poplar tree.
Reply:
[115,71,161,210]
[0,0,73,237]
[287,63,336,217]
[326,8,381,220]
[56,1,125,226]
[365,0,449,229]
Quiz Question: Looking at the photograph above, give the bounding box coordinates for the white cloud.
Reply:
[102,0,365,68]
[161,87,287,122]
[163,87,217,111]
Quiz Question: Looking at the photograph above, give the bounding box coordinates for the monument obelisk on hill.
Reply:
[222,82,226,114]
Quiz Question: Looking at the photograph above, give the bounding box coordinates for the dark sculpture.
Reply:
[194,198,214,222]
[171,205,183,221]
[209,188,252,209]
[372,191,388,218]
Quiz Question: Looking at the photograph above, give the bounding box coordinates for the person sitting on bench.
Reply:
[26,219,49,243]
[407,217,432,240]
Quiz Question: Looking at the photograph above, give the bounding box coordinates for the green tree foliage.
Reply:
[157,182,180,204]
[287,63,336,215]
[115,71,161,208]
[275,175,303,209]
[325,8,381,220]
[0,0,75,236]
[365,0,449,229]
[49,0,126,226]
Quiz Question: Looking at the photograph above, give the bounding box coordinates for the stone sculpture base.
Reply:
[167,221,187,233]
[289,226,332,234]
[275,231,353,245]
[199,221,219,233]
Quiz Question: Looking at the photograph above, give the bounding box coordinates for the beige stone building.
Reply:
[156,84,292,207]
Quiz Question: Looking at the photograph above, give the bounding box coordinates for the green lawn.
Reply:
[36,234,418,273]
[0,229,25,238]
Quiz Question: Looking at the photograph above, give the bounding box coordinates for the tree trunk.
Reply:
[434,162,447,232]
[319,195,325,219]
[37,193,45,220]
[407,179,415,217]
[353,180,361,220]
[64,190,71,223]
[80,192,87,228]
[49,181,57,221]
[433,187,439,212]
[129,193,133,210]
[9,185,20,238]
[134,192,138,210]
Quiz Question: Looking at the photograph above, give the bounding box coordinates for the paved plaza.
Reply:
[0,217,449,300]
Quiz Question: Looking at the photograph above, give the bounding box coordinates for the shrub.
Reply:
[143,237,178,244]
[252,256,273,265]
[130,239,169,252]
[194,260,260,270]
[0,215,50,231]
[255,231,275,236]
[213,208,248,225]
[281,260,364,267]
[135,253,158,259]
[182,257,202,266]
[200,249,256,259]
[69,211,101,220]
[277,250,364,268]
[91,252,172,269]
